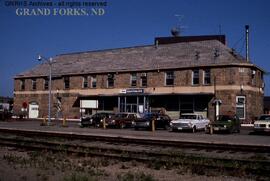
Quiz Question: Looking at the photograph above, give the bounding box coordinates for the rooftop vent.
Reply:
[195,51,200,60]
[171,27,180,37]
[214,48,220,58]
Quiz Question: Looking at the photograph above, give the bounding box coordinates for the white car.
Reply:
[170,113,210,133]
[254,115,270,133]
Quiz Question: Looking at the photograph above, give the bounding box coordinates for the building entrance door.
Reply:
[126,104,137,113]
[118,96,148,113]
[29,103,39,118]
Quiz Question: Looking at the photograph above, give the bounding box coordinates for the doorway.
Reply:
[29,102,39,118]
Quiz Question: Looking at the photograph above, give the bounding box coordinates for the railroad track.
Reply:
[0,127,270,178]
[0,127,269,153]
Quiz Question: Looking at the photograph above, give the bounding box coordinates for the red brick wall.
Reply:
[13,66,264,120]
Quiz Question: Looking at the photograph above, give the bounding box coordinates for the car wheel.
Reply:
[164,125,170,130]
[120,123,125,129]
[192,126,196,133]
[204,126,209,134]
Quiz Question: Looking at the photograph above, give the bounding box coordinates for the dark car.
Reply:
[133,113,171,130]
[205,115,240,133]
[105,112,140,128]
[80,112,114,127]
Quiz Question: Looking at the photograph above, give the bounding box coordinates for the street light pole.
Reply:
[48,58,52,125]
[38,55,53,125]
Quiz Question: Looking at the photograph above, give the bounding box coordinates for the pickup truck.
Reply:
[170,113,210,133]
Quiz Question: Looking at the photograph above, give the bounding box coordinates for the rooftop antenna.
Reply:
[245,25,250,62]
[171,14,188,37]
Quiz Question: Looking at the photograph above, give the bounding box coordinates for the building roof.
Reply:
[15,39,263,78]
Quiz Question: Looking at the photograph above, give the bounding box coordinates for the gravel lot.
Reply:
[0,146,256,181]
[0,119,269,181]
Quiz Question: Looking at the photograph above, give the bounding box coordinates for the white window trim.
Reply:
[91,76,97,88]
[82,76,88,88]
[165,71,174,86]
[107,74,114,88]
[203,69,211,85]
[20,80,25,90]
[236,96,246,119]
[44,78,48,90]
[140,75,147,87]
[192,70,199,85]
[130,73,137,87]
[32,79,36,90]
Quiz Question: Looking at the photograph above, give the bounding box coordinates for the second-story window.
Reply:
[20,79,25,91]
[251,70,256,85]
[44,78,49,90]
[91,75,97,88]
[32,79,37,90]
[82,76,88,88]
[141,73,147,87]
[131,73,137,87]
[107,73,114,88]
[203,69,211,85]
[165,71,174,86]
[64,77,70,89]
[192,69,199,85]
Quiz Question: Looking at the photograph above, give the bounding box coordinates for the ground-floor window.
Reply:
[236,96,246,119]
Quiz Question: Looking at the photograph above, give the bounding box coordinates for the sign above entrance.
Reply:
[120,89,144,94]
[80,100,98,109]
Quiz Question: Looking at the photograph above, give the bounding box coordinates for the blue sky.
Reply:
[0,0,270,96]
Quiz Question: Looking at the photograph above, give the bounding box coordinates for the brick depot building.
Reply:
[13,35,265,122]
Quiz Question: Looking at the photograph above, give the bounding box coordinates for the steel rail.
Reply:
[0,134,270,178]
[0,128,269,153]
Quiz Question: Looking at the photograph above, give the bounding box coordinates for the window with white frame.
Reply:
[32,79,37,90]
[91,75,97,88]
[192,69,199,85]
[107,73,114,88]
[251,70,256,85]
[203,69,211,85]
[20,79,25,90]
[236,96,245,119]
[82,76,88,88]
[64,77,70,89]
[141,73,147,87]
[130,73,137,87]
[44,78,49,90]
[165,71,174,86]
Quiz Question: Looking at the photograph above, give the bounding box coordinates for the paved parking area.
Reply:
[0,119,269,146]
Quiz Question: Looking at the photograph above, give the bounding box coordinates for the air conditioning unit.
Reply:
[252,70,256,75]
[141,73,147,77]
[108,74,113,78]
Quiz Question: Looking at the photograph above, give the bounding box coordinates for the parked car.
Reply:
[253,115,270,133]
[133,113,171,130]
[170,113,210,133]
[80,112,114,127]
[205,115,240,133]
[105,112,140,128]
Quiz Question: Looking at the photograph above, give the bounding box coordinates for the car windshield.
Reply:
[115,113,128,118]
[218,115,233,122]
[259,115,270,121]
[179,115,197,119]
